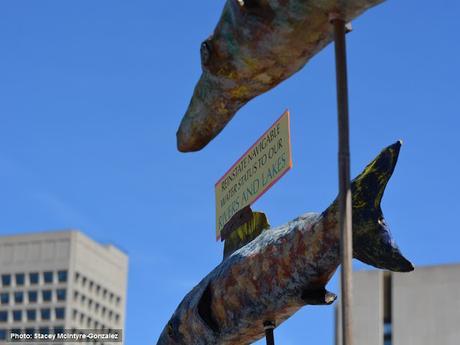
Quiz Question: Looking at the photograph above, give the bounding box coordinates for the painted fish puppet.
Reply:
[157,141,414,345]
[177,0,385,152]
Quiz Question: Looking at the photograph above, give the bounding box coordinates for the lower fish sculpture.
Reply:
[157,141,413,345]
[177,0,385,152]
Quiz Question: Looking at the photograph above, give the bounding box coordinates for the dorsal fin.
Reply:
[223,210,269,260]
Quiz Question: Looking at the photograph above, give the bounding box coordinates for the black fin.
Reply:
[351,141,414,272]
[223,210,270,260]
[301,288,337,305]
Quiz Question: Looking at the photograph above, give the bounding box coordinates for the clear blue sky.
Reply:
[0,1,459,344]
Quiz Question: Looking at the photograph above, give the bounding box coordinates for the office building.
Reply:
[0,230,128,344]
[335,264,460,345]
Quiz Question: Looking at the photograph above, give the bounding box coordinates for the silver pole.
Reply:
[330,13,354,345]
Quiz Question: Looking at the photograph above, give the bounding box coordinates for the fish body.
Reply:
[158,142,413,345]
[177,0,385,152]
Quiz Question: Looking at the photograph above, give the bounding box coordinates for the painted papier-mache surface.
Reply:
[157,141,414,345]
[177,0,385,152]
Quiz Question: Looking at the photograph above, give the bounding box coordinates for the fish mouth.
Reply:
[177,72,240,152]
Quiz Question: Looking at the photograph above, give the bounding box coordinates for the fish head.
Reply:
[351,141,414,272]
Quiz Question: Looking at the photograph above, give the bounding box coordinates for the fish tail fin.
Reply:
[351,141,414,272]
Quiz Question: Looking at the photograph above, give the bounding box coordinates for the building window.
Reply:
[12,310,22,322]
[28,291,38,303]
[10,329,21,337]
[42,290,52,302]
[15,273,25,286]
[102,289,107,298]
[72,309,78,321]
[40,308,51,321]
[0,311,7,323]
[0,293,9,305]
[43,271,53,284]
[95,303,100,312]
[0,329,6,340]
[89,281,94,291]
[56,289,66,301]
[1,274,11,287]
[55,308,65,320]
[383,272,393,345]
[54,326,64,335]
[116,296,121,305]
[14,292,24,304]
[96,285,101,294]
[29,272,39,285]
[115,314,120,323]
[26,309,36,321]
[25,328,35,337]
[384,322,392,345]
[82,276,87,287]
[39,327,49,335]
[57,270,68,283]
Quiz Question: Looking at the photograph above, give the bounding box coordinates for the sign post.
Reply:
[215,110,292,240]
[264,321,276,345]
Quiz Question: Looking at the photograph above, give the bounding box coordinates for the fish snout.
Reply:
[176,72,242,152]
[176,94,213,152]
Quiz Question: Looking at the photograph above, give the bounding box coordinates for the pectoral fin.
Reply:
[301,288,337,305]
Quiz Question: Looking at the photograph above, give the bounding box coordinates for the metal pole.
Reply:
[330,13,354,345]
[264,321,275,345]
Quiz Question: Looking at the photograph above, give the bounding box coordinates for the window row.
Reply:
[0,289,66,305]
[72,292,120,323]
[1,271,68,287]
[74,273,121,305]
[0,308,65,322]
[72,309,120,328]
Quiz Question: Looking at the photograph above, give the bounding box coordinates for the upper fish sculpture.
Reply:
[177,0,385,152]
[157,141,414,345]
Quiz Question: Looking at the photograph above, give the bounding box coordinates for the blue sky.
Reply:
[0,1,459,344]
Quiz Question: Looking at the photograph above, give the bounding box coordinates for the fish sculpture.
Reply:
[177,0,385,152]
[157,141,414,345]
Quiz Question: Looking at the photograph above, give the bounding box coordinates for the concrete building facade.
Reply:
[336,264,460,345]
[0,230,128,344]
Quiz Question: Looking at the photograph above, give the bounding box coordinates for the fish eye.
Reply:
[200,40,212,66]
[167,322,174,337]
